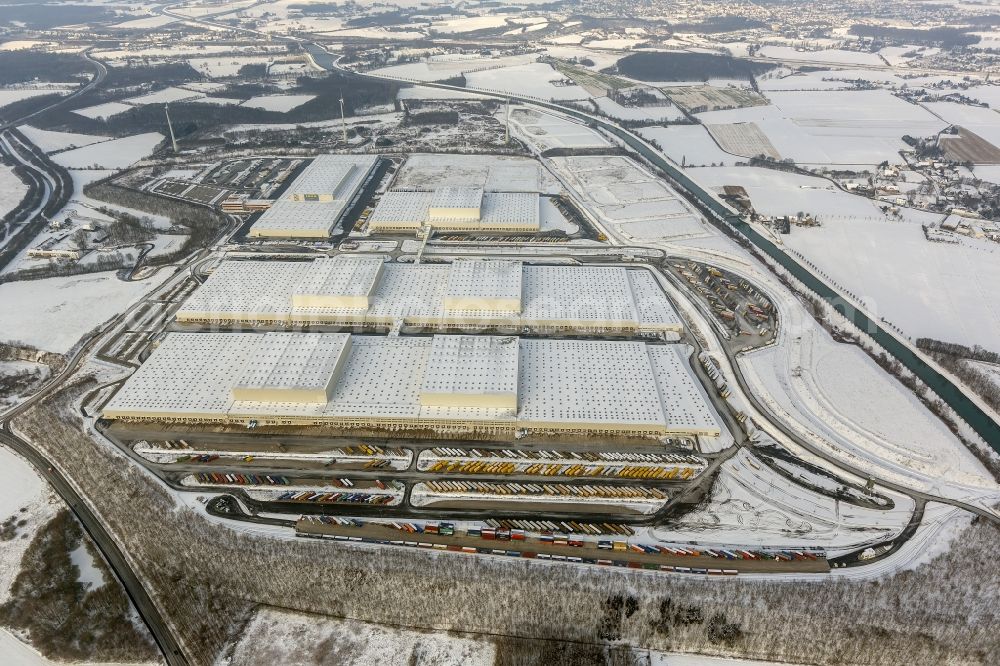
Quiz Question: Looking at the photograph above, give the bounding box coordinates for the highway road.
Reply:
[0,244,221,665]
[0,48,107,132]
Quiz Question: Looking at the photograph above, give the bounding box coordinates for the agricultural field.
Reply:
[465,62,591,101]
[697,90,947,167]
[52,132,164,169]
[939,127,1000,164]
[640,124,741,166]
[592,96,686,123]
[706,123,780,159]
[781,214,1000,351]
[663,85,767,113]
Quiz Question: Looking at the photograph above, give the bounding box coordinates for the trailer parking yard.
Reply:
[295,518,830,574]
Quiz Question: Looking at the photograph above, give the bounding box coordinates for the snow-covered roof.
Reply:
[480,192,539,228]
[421,335,519,403]
[293,256,383,301]
[445,259,522,311]
[367,191,434,228]
[248,200,343,238]
[368,189,539,230]
[175,256,683,332]
[233,333,351,393]
[429,186,483,211]
[285,154,378,199]
[104,334,720,435]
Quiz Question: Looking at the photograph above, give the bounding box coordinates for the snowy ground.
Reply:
[689,166,886,220]
[656,449,913,551]
[0,271,171,353]
[72,101,133,121]
[506,106,611,152]
[225,608,496,665]
[19,125,110,153]
[921,101,1000,152]
[372,53,538,83]
[0,86,73,109]
[592,96,685,123]
[639,125,740,167]
[223,607,807,665]
[781,215,1000,350]
[695,90,946,167]
[740,285,996,493]
[465,62,591,101]
[52,133,164,169]
[548,155,712,242]
[0,448,60,608]
[757,46,884,67]
[391,153,558,193]
[240,94,315,112]
[0,164,28,220]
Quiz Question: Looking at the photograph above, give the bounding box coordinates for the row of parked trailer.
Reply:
[277,491,395,505]
[423,480,667,500]
[426,447,700,465]
[485,518,634,536]
[296,517,825,570]
[333,444,408,458]
[195,473,289,486]
[422,459,698,480]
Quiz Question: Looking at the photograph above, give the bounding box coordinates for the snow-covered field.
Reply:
[782,215,1000,350]
[430,15,509,34]
[740,293,996,491]
[689,166,885,220]
[240,94,315,112]
[922,101,1000,152]
[372,53,538,83]
[0,86,74,109]
[0,271,170,353]
[696,90,946,167]
[396,85,488,101]
[72,101,133,120]
[465,62,590,101]
[548,155,712,241]
[639,125,740,167]
[0,164,28,219]
[187,55,273,78]
[19,125,110,153]
[0,447,59,609]
[52,133,164,169]
[758,46,885,67]
[506,106,611,152]
[122,86,205,106]
[592,96,685,122]
[225,608,496,665]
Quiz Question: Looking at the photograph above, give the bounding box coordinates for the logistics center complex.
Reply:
[176,256,685,335]
[102,333,721,437]
[103,255,724,439]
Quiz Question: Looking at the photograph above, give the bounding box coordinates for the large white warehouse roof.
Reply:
[177,257,683,333]
[248,155,379,238]
[103,333,721,436]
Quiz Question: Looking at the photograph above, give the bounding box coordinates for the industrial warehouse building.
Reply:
[102,333,721,437]
[176,256,684,334]
[368,186,541,233]
[247,155,379,239]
